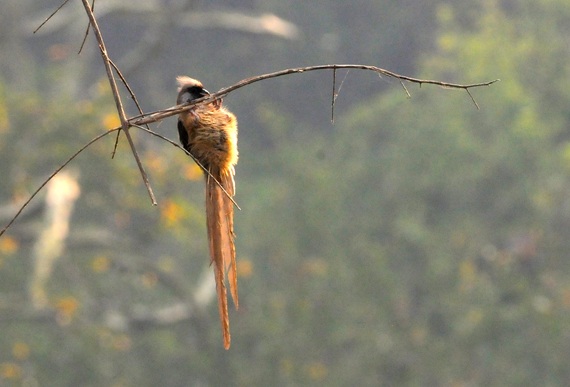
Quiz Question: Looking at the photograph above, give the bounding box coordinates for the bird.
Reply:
[176,76,239,350]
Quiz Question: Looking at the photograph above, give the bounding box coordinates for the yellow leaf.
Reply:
[0,98,9,134]
[102,113,121,130]
[55,296,79,325]
[91,256,110,273]
[12,342,30,361]
[237,258,254,279]
[0,236,18,255]
[161,200,184,228]
[0,363,21,380]
[306,361,328,381]
[459,259,477,291]
[184,163,204,181]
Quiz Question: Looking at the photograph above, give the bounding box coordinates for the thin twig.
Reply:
[335,70,350,101]
[79,0,157,205]
[78,0,95,54]
[0,130,118,238]
[109,59,147,118]
[466,88,480,110]
[110,124,122,159]
[331,68,336,124]
[33,0,71,34]
[400,80,411,98]
[330,69,349,123]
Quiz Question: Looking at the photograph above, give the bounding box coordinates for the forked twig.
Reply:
[79,0,157,205]
[108,58,149,159]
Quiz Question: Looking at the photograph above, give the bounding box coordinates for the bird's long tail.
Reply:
[206,167,238,350]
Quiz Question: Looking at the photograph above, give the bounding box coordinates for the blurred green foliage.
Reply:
[1,0,570,385]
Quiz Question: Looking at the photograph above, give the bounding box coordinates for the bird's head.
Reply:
[176,76,210,105]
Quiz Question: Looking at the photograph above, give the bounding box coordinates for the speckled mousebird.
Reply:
[176,76,238,350]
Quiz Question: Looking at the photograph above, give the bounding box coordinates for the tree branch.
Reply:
[130,64,499,127]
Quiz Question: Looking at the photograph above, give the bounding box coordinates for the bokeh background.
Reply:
[1,0,570,385]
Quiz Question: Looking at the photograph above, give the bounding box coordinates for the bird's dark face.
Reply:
[177,85,210,105]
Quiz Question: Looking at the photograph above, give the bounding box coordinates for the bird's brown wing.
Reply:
[177,119,190,151]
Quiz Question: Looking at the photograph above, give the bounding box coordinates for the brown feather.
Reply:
[207,171,232,349]
[221,170,238,308]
